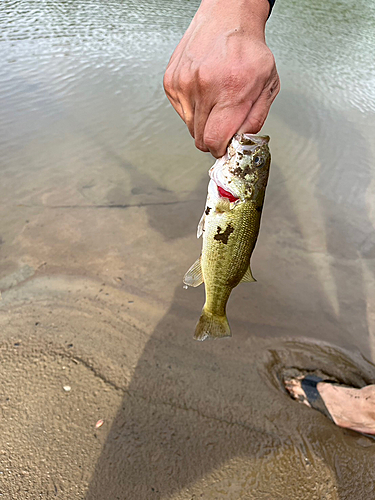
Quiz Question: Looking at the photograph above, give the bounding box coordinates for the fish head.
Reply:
[227,134,271,201]
[209,134,271,204]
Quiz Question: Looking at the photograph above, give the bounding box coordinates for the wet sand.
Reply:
[1,0,375,498]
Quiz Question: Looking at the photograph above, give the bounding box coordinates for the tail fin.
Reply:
[194,308,231,341]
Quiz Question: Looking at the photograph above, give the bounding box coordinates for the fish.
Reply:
[183,133,271,341]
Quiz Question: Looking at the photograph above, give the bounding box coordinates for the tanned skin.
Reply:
[163,0,280,158]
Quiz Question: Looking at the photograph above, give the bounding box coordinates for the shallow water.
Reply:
[1,0,375,498]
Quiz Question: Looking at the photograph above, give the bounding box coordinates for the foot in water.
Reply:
[284,374,375,435]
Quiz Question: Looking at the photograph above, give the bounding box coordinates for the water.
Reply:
[1,0,375,498]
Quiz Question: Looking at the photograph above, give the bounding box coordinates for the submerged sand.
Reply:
[1,200,375,498]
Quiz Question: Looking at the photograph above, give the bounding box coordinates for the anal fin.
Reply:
[240,264,256,283]
[183,258,203,287]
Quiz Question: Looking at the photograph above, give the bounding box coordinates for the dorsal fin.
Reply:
[183,258,204,287]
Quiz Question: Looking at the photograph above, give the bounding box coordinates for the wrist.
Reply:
[196,0,269,40]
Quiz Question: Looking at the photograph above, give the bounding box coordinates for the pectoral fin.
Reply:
[240,264,256,283]
[183,258,204,287]
[197,213,205,239]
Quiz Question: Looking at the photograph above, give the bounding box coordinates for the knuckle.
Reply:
[195,138,208,152]
[258,47,276,69]
[203,133,221,154]
[266,75,280,100]
[186,120,195,138]
[222,68,244,93]
[163,71,174,95]
[177,68,192,92]
[265,49,276,67]
[249,116,264,133]
[196,65,213,90]
[250,50,277,83]
[272,76,281,95]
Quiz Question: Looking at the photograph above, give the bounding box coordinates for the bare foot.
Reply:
[285,375,375,435]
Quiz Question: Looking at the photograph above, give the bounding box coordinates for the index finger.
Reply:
[202,103,251,158]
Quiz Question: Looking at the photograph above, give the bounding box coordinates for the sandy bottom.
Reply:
[1,199,375,499]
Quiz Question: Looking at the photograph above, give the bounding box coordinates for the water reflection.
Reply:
[271,89,375,352]
[269,0,375,113]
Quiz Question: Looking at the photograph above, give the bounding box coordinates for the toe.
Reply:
[284,377,312,407]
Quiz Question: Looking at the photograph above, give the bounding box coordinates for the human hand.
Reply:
[163,0,280,158]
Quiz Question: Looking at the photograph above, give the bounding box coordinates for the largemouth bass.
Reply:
[184,133,271,341]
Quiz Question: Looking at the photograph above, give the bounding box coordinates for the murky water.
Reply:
[1,0,375,498]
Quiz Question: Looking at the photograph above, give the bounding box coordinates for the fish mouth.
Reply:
[217,185,238,202]
[236,133,270,144]
[209,156,240,202]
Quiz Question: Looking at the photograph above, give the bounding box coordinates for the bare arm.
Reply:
[163,0,279,158]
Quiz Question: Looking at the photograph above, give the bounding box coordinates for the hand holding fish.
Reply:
[163,0,279,158]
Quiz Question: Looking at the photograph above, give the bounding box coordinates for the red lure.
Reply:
[217,185,238,203]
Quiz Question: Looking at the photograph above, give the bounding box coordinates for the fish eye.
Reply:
[253,155,265,168]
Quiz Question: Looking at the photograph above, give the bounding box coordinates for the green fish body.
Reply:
[184,134,271,341]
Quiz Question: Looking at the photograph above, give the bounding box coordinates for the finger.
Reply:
[165,92,184,119]
[203,103,250,158]
[164,83,195,137]
[170,62,196,136]
[168,97,195,138]
[178,94,195,137]
[237,96,269,134]
[193,100,213,152]
[163,48,187,102]
[238,80,280,134]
